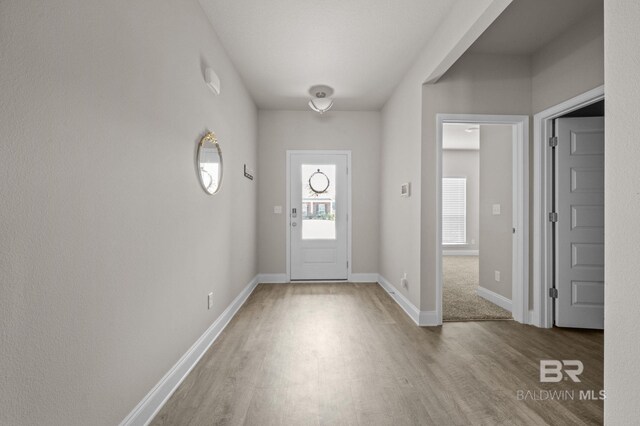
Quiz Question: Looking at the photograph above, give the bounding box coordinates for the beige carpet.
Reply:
[443,255,512,321]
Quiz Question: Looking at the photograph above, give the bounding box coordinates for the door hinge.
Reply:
[549,136,558,148]
[347,261,349,268]
[549,288,558,299]
[549,212,558,222]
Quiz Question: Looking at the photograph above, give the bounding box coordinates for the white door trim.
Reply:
[286,150,352,282]
[436,114,529,325]
[532,85,605,328]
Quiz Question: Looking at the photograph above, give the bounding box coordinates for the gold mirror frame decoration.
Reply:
[197,131,223,195]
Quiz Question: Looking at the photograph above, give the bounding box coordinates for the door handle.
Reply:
[292,222,297,227]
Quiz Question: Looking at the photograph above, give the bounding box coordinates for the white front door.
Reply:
[289,152,349,280]
[554,117,604,329]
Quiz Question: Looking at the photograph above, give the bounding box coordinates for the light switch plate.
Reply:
[274,206,282,214]
[208,292,213,309]
[400,183,411,197]
[494,271,501,282]
[492,204,501,215]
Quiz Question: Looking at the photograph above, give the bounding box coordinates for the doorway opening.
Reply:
[441,123,512,321]
[533,87,605,329]
[436,115,529,325]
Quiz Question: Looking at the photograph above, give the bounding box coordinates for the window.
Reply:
[301,164,336,240]
[442,177,466,245]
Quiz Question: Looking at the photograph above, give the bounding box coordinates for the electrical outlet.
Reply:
[208,292,213,309]
[494,271,501,282]
[401,273,408,289]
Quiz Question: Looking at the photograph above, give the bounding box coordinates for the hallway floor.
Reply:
[151,283,603,425]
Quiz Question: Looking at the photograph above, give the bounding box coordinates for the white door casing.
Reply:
[554,117,604,329]
[532,85,604,329]
[288,152,349,280]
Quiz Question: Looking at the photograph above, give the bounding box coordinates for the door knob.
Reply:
[292,222,297,227]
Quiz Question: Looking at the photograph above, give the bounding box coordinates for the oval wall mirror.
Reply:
[197,132,223,194]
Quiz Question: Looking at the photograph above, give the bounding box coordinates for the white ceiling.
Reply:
[198,0,455,110]
[469,0,602,55]
[443,123,479,150]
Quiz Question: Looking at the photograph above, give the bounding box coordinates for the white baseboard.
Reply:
[477,286,512,312]
[527,309,535,326]
[419,310,439,326]
[377,275,420,325]
[349,273,379,282]
[257,273,288,283]
[257,273,378,283]
[377,275,439,326]
[120,275,260,426]
[443,250,479,256]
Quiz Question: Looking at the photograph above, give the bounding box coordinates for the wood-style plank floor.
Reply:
[151,283,603,425]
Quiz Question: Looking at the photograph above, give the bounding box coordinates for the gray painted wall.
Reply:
[527,5,604,308]
[419,9,604,312]
[532,8,604,114]
[479,125,512,299]
[421,53,531,311]
[442,150,480,251]
[379,72,423,306]
[0,1,258,424]
[257,110,381,275]
[377,0,510,309]
[604,0,640,422]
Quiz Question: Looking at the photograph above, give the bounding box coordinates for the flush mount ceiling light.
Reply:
[308,85,334,114]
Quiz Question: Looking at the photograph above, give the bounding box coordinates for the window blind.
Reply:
[442,177,467,245]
